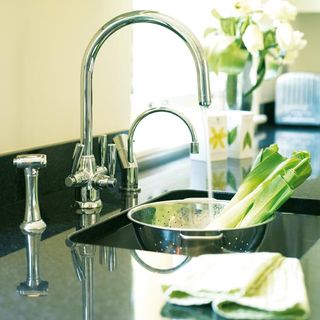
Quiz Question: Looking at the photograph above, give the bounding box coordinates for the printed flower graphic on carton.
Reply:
[210,127,228,149]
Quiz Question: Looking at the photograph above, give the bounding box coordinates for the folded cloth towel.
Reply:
[162,252,310,319]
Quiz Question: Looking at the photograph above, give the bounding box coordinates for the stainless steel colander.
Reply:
[127,198,274,256]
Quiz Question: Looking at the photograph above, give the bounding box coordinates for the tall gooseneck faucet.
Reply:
[66,10,211,208]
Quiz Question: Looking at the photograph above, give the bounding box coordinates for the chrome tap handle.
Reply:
[93,140,117,190]
[71,143,84,174]
[92,172,117,189]
[107,143,116,178]
[99,134,108,169]
[98,135,116,176]
[13,154,47,233]
[13,154,47,170]
[65,143,88,188]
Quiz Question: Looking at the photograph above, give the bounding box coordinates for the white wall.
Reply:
[292,0,320,13]
[290,13,320,73]
[259,13,320,103]
[0,0,132,155]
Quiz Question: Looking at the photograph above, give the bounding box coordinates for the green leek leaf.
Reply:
[222,144,285,213]
[213,144,312,228]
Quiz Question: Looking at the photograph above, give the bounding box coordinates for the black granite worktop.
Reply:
[0,125,320,319]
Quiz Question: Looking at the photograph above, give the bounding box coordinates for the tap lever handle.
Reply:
[92,143,117,190]
[98,135,116,176]
[107,143,116,178]
[13,154,47,170]
[13,154,47,233]
[98,134,108,168]
[71,143,84,174]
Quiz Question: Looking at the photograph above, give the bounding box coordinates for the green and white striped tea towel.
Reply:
[162,252,310,319]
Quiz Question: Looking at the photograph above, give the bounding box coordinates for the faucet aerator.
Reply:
[191,142,200,154]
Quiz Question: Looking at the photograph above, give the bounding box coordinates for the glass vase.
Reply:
[222,59,255,111]
[224,73,244,110]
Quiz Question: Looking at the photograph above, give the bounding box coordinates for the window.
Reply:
[131,0,213,154]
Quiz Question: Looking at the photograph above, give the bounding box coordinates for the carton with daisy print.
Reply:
[191,111,228,162]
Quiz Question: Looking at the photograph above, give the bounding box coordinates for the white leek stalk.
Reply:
[212,145,312,229]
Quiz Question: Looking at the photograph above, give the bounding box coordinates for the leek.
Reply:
[221,144,285,213]
[212,146,312,229]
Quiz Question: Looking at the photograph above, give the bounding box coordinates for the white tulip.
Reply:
[205,33,236,53]
[276,23,294,50]
[212,0,238,18]
[292,31,307,51]
[264,0,297,22]
[212,0,261,18]
[235,0,262,14]
[242,24,264,53]
[252,12,275,32]
[276,23,307,51]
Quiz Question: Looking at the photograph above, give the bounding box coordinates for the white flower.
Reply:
[292,31,307,50]
[242,24,264,53]
[275,23,294,50]
[235,0,262,14]
[206,0,306,76]
[276,23,307,51]
[275,22,307,65]
[252,12,275,32]
[283,50,299,64]
[212,0,261,18]
[204,33,236,53]
[264,0,297,22]
[212,0,237,18]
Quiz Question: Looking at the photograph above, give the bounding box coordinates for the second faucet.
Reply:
[114,107,199,192]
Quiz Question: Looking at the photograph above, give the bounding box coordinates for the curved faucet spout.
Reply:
[127,107,199,164]
[81,10,211,155]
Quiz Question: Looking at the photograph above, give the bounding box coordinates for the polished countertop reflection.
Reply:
[1,125,320,320]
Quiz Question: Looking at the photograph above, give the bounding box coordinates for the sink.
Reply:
[67,189,320,257]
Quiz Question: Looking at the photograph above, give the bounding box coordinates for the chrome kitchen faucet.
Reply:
[65,10,211,209]
[114,107,200,192]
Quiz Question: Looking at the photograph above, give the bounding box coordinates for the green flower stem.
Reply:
[226,74,238,110]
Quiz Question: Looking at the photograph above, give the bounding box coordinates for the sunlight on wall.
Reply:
[132,0,213,111]
[290,13,320,73]
[131,0,213,154]
[0,0,132,155]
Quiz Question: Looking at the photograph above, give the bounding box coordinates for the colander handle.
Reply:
[180,232,223,240]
